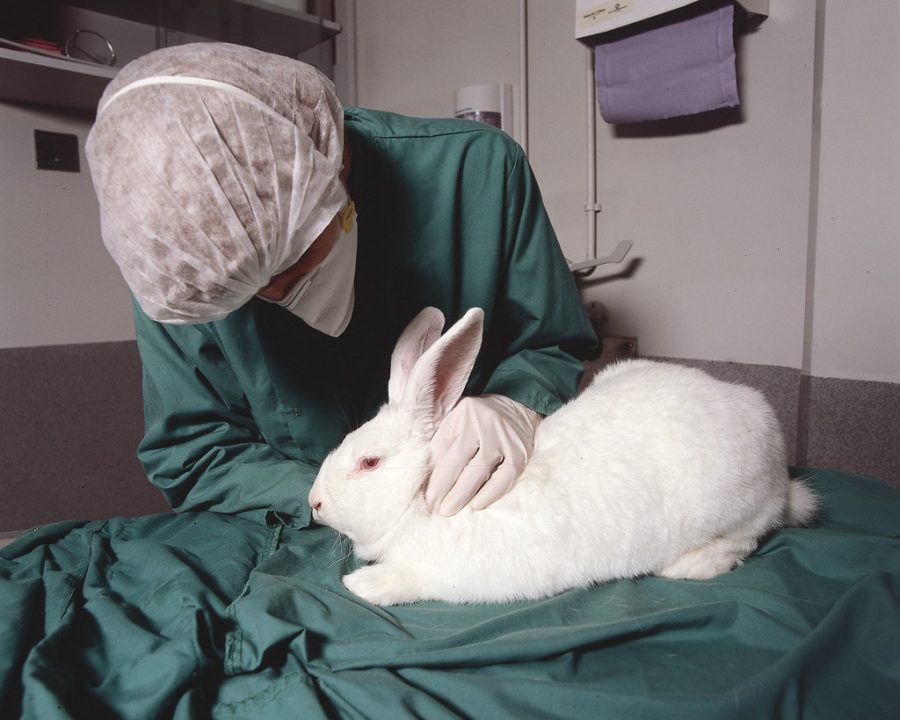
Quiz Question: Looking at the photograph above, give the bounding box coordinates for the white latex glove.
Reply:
[426,394,542,516]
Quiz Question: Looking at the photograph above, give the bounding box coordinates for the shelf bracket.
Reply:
[569,239,634,273]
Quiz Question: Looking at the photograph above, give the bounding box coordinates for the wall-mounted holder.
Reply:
[569,0,766,276]
[575,0,768,40]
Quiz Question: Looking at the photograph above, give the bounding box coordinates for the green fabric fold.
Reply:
[4,469,896,718]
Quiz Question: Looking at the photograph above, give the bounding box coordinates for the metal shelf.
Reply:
[0,0,340,112]
[0,47,116,112]
[60,0,340,56]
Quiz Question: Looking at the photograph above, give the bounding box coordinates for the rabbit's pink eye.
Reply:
[357,456,381,472]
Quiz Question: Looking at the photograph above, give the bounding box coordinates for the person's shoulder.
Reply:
[344,107,524,181]
[131,293,238,343]
[345,106,519,152]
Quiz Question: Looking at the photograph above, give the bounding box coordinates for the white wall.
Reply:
[350,0,597,293]
[590,1,816,369]
[0,7,335,350]
[0,104,135,348]
[810,1,900,382]
[525,2,596,272]
[2,1,897,384]
[0,10,158,349]
[353,0,523,129]
[352,0,900,383]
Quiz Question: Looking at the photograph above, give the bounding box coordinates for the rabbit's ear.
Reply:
[388,307,446,404]
[402,307,485,437]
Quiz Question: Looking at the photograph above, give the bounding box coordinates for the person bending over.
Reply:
[85,42,596,528]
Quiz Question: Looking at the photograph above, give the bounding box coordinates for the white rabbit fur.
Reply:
[309,307,817,606]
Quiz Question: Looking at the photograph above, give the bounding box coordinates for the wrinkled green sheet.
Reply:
[2,468,898,719]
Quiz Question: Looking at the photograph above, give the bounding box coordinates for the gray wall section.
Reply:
[649,360,899,486]
[1,342,897,532]
[0,341,169,531]
[648,357,803,467]
[581,350,899,489]
[802,376,900,486]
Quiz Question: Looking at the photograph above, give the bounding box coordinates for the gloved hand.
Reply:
[426,394,542,516]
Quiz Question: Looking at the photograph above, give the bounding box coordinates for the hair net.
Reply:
[85,42,346,324]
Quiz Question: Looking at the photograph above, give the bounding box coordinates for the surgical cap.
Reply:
[85,42,346,324]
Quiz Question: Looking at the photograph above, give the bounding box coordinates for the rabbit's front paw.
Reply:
[343,564,421,606]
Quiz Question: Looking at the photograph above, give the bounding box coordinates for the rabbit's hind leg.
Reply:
[657,536,759,581]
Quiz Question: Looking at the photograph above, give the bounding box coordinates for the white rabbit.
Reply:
[308,307,817,605]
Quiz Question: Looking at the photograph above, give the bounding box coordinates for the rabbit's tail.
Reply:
[785,478,819,526]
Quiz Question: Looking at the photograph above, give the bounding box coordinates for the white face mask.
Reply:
[275,201,358,337]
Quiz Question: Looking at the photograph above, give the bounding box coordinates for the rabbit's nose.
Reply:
[308,488,324,514]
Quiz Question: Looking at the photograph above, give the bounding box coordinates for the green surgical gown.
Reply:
[133,107,598,527]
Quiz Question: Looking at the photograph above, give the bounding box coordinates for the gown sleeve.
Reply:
[132,302,314,528]
[481,143,599,415]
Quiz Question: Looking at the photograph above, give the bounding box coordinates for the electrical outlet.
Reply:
[583,300,609,333]
[34,130,80,173]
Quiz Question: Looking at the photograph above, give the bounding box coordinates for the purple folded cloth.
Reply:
[594,2,739,124]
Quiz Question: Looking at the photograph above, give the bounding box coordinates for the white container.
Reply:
[454,83,513,135]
